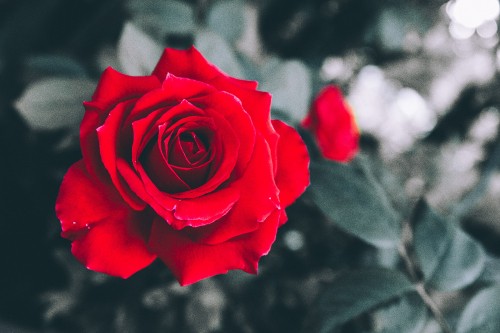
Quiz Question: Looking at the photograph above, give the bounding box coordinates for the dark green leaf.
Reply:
[117,22,163,76]
[15,78,96,130]
[456,284,500,333]
[314,268,414,333]
[207,0,245,43]
[309,158,400,248]
[413,201,486,291]
[372,293,427,333]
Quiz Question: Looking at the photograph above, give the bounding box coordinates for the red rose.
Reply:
[302,85,359,162]
[55,47,310,286]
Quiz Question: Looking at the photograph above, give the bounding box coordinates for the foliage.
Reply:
[1,0,500,332]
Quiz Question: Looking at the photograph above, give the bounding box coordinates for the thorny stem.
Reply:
[398,221,455,333]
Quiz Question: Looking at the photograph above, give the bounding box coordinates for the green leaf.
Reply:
[117,22,163,76]
[127,0,195,37]
[207,0,245,43]
[372,293,427,333]
[15,78,96,130]
[456,284,500,333]
[194,30,244,78]
[309,158,400,248]
[260,58,312,122]
[413,201,486,291]
[313,268,414,333]
[478,255,500,284]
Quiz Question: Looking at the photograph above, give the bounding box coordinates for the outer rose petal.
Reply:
[272,120,310,208]
[131,73,216,115]
[97,100,146,210]
[55,161,156,278]
[56,161,124,234]
[148,210,282,286]
[71,212,156,278]
[90,67,161,111]
[152,47,258,90]
[302,85,359,162]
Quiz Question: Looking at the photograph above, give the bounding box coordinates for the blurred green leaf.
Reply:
[117,22,163,76]
[372,293,427,333]
[207,0,245,43]
[127,0,195,37]
[478,255,500,284]
[413,201,486,291]
[456,284,500,333]
[309,158,400,248]
[313,268,414,333]
[15,78,96,130]
[194,30,244,78]
[260,58,312,122]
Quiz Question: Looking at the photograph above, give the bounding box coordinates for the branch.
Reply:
[398,220,455,333]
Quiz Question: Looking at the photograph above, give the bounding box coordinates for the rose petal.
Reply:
[152,47,218,81]
[188,134,280,245]
[116,158,178,221]
[143,133,192,193]
[56,161,124,234]
[90,67,160,111]
[153,47,259,90]
[70,210,156,279]
[279,210,288,226]
[207,81,279,174]
[189,91,256,175]
[148,209,281,286]
[132,73,216,115]
[172,186,240,226]
[97,100,146,210]
[272,120,310,208]
[80,106,109,181]
[55,161,156,278]
[131,100,205,168]
[169,129,212,167]
[117,159,239,229]
[170,111,240,200]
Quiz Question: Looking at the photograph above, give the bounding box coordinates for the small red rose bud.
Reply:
[302,85,359,162]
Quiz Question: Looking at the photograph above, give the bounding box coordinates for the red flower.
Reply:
[55,47,310,286]
[302,85,359,162]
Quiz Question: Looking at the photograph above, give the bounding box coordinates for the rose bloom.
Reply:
[55,47,310,285]
[302,85,359,162]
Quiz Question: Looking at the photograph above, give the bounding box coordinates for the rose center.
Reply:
[178,131,208,164]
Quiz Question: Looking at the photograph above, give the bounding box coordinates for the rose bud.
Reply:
[302,85,359,162]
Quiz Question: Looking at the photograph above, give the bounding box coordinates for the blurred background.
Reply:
[1,0,500,332]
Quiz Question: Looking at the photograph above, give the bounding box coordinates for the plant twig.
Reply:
[398,220,455,333]
[415,283,454,333]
